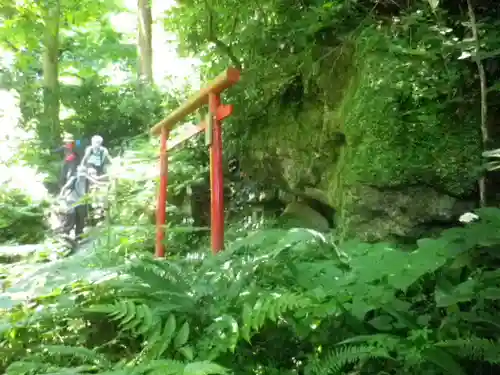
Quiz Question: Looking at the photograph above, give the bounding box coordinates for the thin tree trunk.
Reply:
[137,0,153,84]
[42,0,61,147]
[466,0,489,207]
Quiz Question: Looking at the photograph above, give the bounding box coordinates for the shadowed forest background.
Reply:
[2,0,500,374]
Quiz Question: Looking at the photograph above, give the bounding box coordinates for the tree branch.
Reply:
[229,15,238,46]
[204,0,241,69]
[2,39,19,53]
[466,0,489,207]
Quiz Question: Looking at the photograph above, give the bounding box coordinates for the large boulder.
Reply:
[343,185,475,242]
[281,201,330,232]
[236,28,482,243]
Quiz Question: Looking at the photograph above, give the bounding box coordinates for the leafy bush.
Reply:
[2,208,500,374]
[0,186,48,244]
[60,78,168,146]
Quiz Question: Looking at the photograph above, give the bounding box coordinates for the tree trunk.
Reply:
[137,0,153,84]
[42,0,61,147]
[466,0,489,207]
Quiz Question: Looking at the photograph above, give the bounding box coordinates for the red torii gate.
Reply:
[150,68,241,257]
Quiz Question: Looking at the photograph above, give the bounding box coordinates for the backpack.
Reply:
[74,139,88,159]
[65,174,87,205]
[88,147,105,167]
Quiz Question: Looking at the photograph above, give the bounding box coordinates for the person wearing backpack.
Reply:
[58,165,89,240]
[53,133,81,188]
[80,135,112,176]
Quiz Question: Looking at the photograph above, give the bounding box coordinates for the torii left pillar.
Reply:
[155,128,169,257]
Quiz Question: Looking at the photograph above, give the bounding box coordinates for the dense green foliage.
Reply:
[0,186,47,244]
[167,0,498,194]
[3,208,500,374]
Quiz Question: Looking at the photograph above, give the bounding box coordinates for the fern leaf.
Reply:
[422,347,467,375]
[84,304,116,315]
[40,345,111,365]
[135,304,157,335]
[337,333,400,348]
[241,292,312,340]
[132,359,184,375]
[94,371,133,375]
[178,346,194,361]
[120,302,144,331]
[121,304,157,335]
[174,321,190,348]
[435,337,500,364]
[86,301,157,338]
[6,360,47,375]
[195,315,240,359]
[142,321,163,354]
[305,345,391,375]
[41,364,98,375]
[120,300,138,323]
[149,314,177,359]
[241,303,252,342]
[183,361,228,375]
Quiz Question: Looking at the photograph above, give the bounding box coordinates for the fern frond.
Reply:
[37,364,98,375]
[241,292,312,340]
[126,257,193,293]
[84,301,159,337]
[93,370,133,375]
[97,358,222,375]
[193,315,240,361]
[183,361,228,375]
[143,314,177,359]
[6,360,47,375]
[422,347,467,375]
[129,359,184,375]
[435,337,500,364]
[135,314,190,360]
[39,345,111,365]
[305,345,391,375]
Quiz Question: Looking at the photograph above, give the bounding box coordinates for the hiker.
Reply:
[86,166,110,224]
[57,165,89,240]
[53,133,80,188]
[80,135,112,176]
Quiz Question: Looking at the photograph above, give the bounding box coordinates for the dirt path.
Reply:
[0,233,116,310]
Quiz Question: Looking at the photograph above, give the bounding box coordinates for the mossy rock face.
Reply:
[325,28,482,240]
[241,26,482,242]
[300,188,331,207]
[241,98,345,191]
[341,185,475,242]
[280,201,330,232]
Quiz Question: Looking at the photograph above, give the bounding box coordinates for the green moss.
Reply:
[244,100,334,188]
[239,42,356,190]
[242,21,482,243]
[328,26,481,201]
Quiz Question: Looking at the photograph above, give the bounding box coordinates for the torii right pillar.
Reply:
[208,91,233,254]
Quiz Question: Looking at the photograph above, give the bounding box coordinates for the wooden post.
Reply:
[209,93,224,253]
[155,128,168,257]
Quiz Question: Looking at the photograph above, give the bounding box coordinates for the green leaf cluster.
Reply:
[3,208,500,374]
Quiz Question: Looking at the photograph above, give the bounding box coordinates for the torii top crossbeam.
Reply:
[150,68,240,135]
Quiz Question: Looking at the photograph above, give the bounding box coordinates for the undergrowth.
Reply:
[0,186,48,245]
[2,207,500,375]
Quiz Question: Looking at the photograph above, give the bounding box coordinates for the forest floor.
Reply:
[0,229,114,310]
